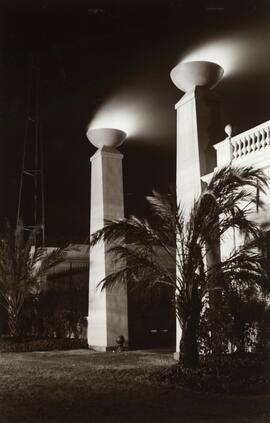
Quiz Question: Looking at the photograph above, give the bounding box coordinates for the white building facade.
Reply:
[208,120,270,257]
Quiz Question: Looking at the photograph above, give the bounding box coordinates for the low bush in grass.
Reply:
[157,353,270,395]
[0,337,88,352]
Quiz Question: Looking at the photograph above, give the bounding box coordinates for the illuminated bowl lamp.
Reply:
[170,60,224,93]
[86,127,127,150]
[87,126,128,352]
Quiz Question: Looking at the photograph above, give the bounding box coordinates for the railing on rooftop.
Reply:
[214,120,270,168]
[231,121,270,161]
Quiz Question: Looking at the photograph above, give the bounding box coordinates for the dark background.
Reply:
[1,0,269,245]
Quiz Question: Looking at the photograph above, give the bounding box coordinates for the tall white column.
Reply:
[170,61,224,358]
[87,128,128,351]
[171,62,224,214]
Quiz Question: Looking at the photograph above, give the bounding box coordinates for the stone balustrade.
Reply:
[231,121,270,160]
[214,120,270,168]
[201,120,270,242]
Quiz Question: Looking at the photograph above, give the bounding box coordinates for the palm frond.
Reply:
[89,164,269,349]
[208,166,268,197]
[0,220,68,336]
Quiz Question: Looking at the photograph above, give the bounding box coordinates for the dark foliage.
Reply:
[0,220,67,338]
[199,289,270,355]
[0,337,87,352]
[157,354,270,394]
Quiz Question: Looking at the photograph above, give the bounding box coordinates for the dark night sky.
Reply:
[1,0,269,245]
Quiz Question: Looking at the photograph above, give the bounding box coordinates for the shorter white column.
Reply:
[87,129,128,350]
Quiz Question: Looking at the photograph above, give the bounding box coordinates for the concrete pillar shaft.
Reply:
[175,87,222,355]
[88,146,128,350]
[176,86,221,214]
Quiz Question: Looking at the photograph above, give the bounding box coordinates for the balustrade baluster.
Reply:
[247,135,251,154]
[235,139,239,158]
[266,126,270,147]
[241,138,245,157]
[231,139,237,159]
[255,131,260,151]
[260,129,265,149]
[251,133,256,152]
[245,136,249,155]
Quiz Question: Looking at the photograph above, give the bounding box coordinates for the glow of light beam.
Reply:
[89,95,152,138]
[180,18,270,79]
[180,38,245,77]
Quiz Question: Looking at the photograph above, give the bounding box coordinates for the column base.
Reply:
[88,345,116,352]
[173,351,180,361]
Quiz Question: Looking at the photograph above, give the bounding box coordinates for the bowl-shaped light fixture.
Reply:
[87,127,127,149]
[170,61,224,93]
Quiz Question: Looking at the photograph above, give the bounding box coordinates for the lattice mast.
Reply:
[17,57,45,246]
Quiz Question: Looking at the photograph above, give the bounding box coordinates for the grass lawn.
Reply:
[0,348,269,423]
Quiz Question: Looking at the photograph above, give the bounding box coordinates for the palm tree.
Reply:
[90,166,269,368]
[0,220,67,338]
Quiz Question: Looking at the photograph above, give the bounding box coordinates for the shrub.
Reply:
[0,337,88,352]
[157,354,270,395]
[199,292,270,356]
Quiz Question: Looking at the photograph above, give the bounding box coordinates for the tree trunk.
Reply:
[206,234,223,355]
[234,318,246,355]
[209,290,224,355]
[179,286,201,368]
[8,307,21,339]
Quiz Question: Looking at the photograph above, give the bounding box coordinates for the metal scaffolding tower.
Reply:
[17,58,45,246]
